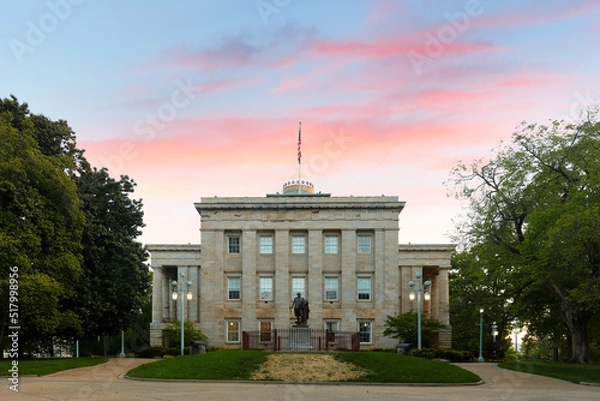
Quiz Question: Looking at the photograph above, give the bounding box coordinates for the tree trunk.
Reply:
[103,333,109,358]
[564,313,592,364]
[0,323,5,359]
[551,284,593,364]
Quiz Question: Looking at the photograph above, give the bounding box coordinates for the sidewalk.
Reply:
[3,359,598,401]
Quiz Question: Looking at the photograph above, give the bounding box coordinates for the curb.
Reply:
[122,375,485,387]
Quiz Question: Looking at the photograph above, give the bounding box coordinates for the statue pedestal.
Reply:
[289,327,312,351]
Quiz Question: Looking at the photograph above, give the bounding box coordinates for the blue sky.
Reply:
[2,0,599,245]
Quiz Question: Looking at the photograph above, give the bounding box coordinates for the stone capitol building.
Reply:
[149,181,453,349]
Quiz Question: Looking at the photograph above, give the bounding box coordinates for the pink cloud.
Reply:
[471,0,600,30]
[305,34,494,60]
[191,76,262,95]
[272,62,343,93]
[366,0,401,25]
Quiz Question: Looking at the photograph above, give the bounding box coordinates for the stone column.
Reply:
[374,229,385,312]
[438,268,450,326]
[274,229,290,328]
[201,229,222,346]
[151,266,163,325]
[340,229,357,331]
[308,229,323,325]
[430,268,440,321]
[242,230,257,331]
[149,266,164,346]
[400,266,414,314]
[377,228,400,348]
[188,266,199,323]
[163,270,174,321]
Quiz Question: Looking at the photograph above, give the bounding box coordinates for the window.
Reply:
[291,277,306,299]
[325,320,339,343]
[357,235,372,254]
[324,235,339,254]
[228,236,241,254]
[226,320,240,342]
[259,277,273,301]
[291,235,306,254]
[228,277,241,300]
[259,236,273,254]
[325,320,339,332]
[324,277,339,300]
[357,277,371,300]
[259,321,272,342]
[358,320,372,344]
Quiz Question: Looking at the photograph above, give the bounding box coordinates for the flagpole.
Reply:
[297,121,301,194]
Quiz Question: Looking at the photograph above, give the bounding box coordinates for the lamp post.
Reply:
[172,272,193,356]
[408,272,431,350]
[119,330,125,358]
[478,308,484,362]
[491,322,498,359]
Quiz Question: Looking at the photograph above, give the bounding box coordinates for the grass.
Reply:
[499,361,600,384]
[127,350,269,380]
[334,352,481,383]
[0,358,108,376]
[127,350,481,383]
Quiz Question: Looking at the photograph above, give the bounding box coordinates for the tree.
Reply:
[383,311,446,348]
[449,108,600,363]
[71,168,150,356]
[1,95,150,357]
[449,249,515,358]
[0,110,84,356]
[163,320,208,348]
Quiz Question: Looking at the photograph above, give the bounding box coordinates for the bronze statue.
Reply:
[289,292,309,326]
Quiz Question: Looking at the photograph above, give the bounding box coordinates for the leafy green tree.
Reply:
[383,311,446,348]
[449,249,515,358]
[71,168,150,356]
[449,108,600,363]
[1,95,150,358]
[0,110,84,356]
[163,320,208,348]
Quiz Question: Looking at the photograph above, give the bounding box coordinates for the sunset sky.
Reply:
[2,0,599,245]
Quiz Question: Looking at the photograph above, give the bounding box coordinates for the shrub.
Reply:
[413,348,474,362]
[435,349,474,362]
[135,346,191,358]
[162,321,208,348]
[136,346,167,358]
[368,348,396,353]
[414,348,435,359]
[383,311,447,348]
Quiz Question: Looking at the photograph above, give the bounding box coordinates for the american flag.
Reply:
[297,122,302,164]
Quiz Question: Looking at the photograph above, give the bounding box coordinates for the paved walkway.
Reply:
[2,359,598,400]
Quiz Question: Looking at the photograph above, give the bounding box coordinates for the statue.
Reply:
[289,292,310,326]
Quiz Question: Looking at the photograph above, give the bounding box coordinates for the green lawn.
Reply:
[499,361,600,384]
[0,358,108,376]
[127,350,481,383]
[334,352,481,383]
[127,350,269,380]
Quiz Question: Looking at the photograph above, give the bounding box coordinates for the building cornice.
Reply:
[146,244,201,252]
[398,244,456,252]
[195,196,405,212]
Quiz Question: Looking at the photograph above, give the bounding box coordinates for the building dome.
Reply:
[283,180,314,194]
